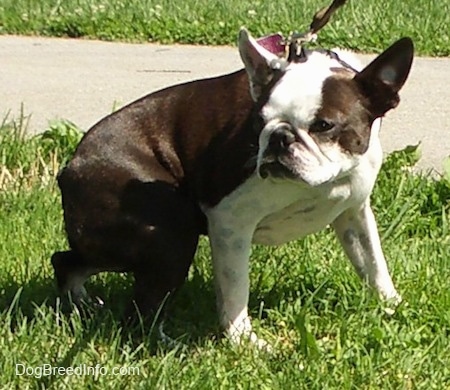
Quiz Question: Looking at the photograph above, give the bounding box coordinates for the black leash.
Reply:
[285,0,349,63]
[310,0,348,35]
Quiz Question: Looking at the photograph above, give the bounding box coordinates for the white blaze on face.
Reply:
[261,52,335,125]
[257,51,362,186]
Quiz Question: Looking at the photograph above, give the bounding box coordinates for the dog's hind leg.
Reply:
[51,250,100,306]
[129,228,199,323]
[115,180,203,326]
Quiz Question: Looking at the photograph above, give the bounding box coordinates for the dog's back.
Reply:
[53,68,256,315]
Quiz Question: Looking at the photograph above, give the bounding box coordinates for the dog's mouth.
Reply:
[256,123,345,186]
[258,158,299,180]
[257,125,310,181]
[257,143,342,186]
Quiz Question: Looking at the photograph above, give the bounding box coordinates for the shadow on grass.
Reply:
[1,265,219,343]
[1,269,214,386]
[1,247,352,390]
[1,256,347,339]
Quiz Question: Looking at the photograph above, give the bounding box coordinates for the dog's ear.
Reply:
[239,28,284,101]
[355,37,414,118]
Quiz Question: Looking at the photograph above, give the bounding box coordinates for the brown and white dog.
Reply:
[52,29,413,347]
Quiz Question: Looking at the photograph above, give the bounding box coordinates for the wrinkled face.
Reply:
[257,52,373,186]
[238,29,413,187]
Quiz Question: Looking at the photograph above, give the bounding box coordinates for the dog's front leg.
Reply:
[207,218,268,348]
[332,200,401,304]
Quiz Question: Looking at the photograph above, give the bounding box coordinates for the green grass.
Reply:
[0,0,449,56]
[1,116,449,389]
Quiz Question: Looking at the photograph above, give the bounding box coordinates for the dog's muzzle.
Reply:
[267,124,297,155]
[258,124,298,179]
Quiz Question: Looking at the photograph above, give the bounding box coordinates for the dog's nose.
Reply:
[268,125,296,154]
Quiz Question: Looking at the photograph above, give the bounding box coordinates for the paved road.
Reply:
[1,35,449,172]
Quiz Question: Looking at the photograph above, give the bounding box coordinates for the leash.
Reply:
[311,0,348,35]
[257,0,352,69]
[287,0,348,57]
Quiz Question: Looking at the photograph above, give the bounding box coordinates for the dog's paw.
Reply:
[223,313,273,352]
[77,294,105,310]
[248,332,273,352]
[227,328,272,352]
[382,292,403,316]
[158,321,186,350]
[92,296,105,309]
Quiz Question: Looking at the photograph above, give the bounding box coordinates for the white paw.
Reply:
[382,291,403,316]
[248,332,273,352]
[391,293,403,306]
[226,319,272,352]
[227,330,272,352]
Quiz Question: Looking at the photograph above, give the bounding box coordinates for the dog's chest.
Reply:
[205,174,362,246]
[252,181,355,245]
[252,195,345,245]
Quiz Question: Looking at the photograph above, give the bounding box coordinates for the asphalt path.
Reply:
[1,35,449,172]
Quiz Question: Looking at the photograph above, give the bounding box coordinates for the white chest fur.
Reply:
[253,182,353,245]
[203,124,382,246]
[208,173,357,246]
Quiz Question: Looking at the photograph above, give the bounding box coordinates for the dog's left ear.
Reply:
[355,37,414,118]
[239,28,285,101]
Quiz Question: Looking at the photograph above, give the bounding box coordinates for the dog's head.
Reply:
[239,29,413,186]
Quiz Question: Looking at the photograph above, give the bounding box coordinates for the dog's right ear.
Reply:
[239,28,285,101]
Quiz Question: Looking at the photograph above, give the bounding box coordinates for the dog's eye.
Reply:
[310,119,335,133]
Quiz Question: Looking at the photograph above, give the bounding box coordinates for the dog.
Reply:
[51,28,413,348]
